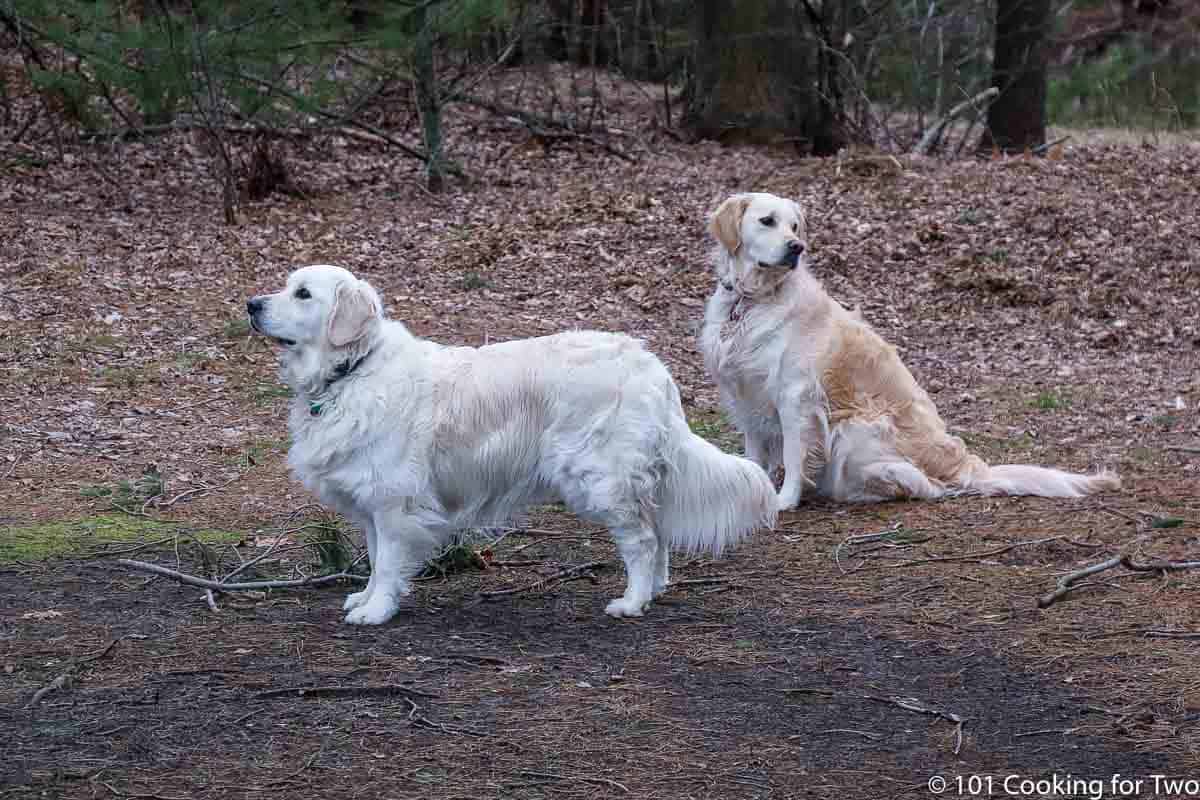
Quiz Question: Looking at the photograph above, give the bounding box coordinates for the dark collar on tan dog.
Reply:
[722,280,749,324]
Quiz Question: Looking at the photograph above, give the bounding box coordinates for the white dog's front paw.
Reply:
[342,589,370,611]
[605,597,647,619]
[652,579,670,598]
[344,595,400,626]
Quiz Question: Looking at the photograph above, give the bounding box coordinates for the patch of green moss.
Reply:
[688,411,741,450]
[0,514,243,563]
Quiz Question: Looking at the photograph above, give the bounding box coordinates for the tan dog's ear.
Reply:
[790,199,807,235]
[710,194,750,255]
[328,280,379,348]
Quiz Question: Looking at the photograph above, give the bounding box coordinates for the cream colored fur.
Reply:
[249,265,777,624]
[698,192,1121,508]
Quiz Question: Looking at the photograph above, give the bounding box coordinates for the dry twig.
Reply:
[785,687,965,754]
[1033,534,1200,608]
[892,536,1062,568]
[834,523,903,574]
[519,770,630,794]
[479,561,609,599]
[115,558,366,591]
[911,86,999,156]
[1143,630,1200,640]
[1037,553,1126,608]
[26,634,143,708]
[253,684,439,702]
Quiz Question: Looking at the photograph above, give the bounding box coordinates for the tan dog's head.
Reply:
[247,264,382,394]
[709,192,808,292]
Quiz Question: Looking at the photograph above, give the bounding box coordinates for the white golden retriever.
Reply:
[248,265,776,624]
[698,192,1120,508]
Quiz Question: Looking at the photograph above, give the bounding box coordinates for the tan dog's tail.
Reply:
[657,431,778,554]
[965,464,1121,498]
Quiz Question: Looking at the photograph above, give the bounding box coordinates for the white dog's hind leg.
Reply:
[344,512,435,626]
[342,514,379,611]
[605,522,658,618]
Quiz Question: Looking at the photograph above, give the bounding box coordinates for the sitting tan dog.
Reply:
[698,192,1120,508]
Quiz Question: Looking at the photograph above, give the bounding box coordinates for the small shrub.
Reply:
[1032,391,1070,411]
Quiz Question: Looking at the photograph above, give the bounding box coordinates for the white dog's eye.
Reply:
[759,216,776,227]
[295,287,311,300]
[792,222,799,232]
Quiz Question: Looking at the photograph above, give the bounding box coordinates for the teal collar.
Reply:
[307,349,372,418]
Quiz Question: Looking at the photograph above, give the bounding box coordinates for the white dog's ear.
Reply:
[327,280,379,348]
[710,195,750,255]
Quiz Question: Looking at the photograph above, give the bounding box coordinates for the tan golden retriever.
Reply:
[698,192,1120,509]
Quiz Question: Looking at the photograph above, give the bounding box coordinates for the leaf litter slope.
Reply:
[1,114,1199,797]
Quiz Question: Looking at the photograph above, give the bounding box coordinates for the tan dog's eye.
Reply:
[759,216,776,227]
[295,287,311,300]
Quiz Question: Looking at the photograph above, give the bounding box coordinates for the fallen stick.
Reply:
[1031,134,1071,156]
[519,771,630,794]
[911,86,999,156]
[893,536,1062,568]
[1037,554,1124,608]
[1037,535,1157,608]
[1121,555,1200,572]
[25,635,142,709]
[834,523,903,574]
[114,559,366,591]
[785,688,965,754]
[478,561,609,599]
[252,684,440,702]
[1143,629,1200,639]
[1165,445,1200,455]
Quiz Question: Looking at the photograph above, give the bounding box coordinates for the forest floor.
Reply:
[2,75,1200,798]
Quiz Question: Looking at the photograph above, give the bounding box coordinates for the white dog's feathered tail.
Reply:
[656,429,778,555]
[963,464,1121,499]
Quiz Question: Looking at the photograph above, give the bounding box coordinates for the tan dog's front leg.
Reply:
[744,432,769,470]
[777,398,823,511]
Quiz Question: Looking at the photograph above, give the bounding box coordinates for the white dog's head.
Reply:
[709,192,808,294]
[247,264,383,395]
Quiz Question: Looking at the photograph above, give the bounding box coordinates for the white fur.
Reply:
[249,265,777,625]
[698,193,1121,508]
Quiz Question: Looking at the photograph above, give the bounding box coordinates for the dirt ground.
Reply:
[2,87,1200,798]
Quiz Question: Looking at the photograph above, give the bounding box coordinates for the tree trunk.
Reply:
[413,4,444,193]
[980,0,1051,154]
[684,0,839,153]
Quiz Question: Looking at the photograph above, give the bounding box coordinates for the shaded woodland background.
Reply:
[2,0,1198,222]
[3,4,1200,799]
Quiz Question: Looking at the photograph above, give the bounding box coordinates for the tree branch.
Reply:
[912,86,999,156]
[114,558,366,591]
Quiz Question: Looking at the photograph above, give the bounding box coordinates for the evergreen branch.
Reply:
[230,68,464,175]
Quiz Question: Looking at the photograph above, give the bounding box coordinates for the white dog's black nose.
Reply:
[786,240,805,256]
[247,298,264,316]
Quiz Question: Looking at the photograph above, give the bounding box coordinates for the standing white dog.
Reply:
[698,192,1120,508]
[248,265,776,625]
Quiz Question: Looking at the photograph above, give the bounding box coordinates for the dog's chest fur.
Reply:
[703,282,829,404]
